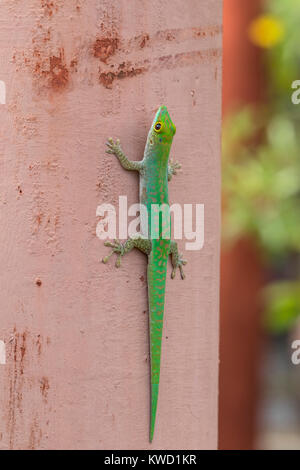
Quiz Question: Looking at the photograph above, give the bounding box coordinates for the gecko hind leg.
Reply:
[169,241,187,280]
[102,237,151,268]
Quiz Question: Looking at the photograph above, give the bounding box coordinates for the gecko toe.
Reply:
[179,265,186,280]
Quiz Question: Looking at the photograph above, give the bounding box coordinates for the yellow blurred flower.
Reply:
[248,15,284,48]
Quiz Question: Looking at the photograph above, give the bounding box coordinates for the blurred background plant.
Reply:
[222,0,300,334]
[220,0,300,450]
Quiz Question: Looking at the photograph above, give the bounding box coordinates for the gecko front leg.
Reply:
[169,241,187,279]
[168,160,181,181]
[102,237,151,268]
[106,138,143,172]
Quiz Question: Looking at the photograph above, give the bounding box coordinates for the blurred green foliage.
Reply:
[267,0,300,95]
[222,0,300,333]
[264,281,300,333]
[223,109,300,256]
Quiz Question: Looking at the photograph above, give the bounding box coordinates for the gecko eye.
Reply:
[154,122,162,132]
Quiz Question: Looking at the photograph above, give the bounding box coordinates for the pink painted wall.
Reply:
[0,0,222,449]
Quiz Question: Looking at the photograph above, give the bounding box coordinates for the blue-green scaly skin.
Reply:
[142,107,174,442]
[103,106,186,442]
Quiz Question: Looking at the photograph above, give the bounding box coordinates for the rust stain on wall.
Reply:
[36,334,42,356]
[8,329,27,448]
[12,46,70,93]
[139,34,150,49]
[7,330,50,449]
[11,23,221,94]
[48,51,69,90]
[174,48,221,67]
[93,36,119,63]
[28,415,42,450]
[97,48,221,88]
[41,0,59,17]
[40,377,50,402]
[99,62,146,88]
[127,25,222,52]
[70,57,78,72]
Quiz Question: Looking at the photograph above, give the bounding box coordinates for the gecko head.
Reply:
[148,105,176,146]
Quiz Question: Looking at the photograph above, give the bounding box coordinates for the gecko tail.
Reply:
[150,383,159,442]
[147,240,169,443]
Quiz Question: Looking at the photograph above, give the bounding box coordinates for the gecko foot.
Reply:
[102,239,125,268]
[169,160,181,174]
[168,160,181,181]
[171,254,187,280]
[106,137,122,156]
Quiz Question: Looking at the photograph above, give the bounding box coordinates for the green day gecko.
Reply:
[102,105,186,442]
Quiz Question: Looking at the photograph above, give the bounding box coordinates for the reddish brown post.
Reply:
[219,0,265,450]
[0,1,222,449]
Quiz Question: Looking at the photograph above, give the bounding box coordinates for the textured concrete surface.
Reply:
[0,0,222,449]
